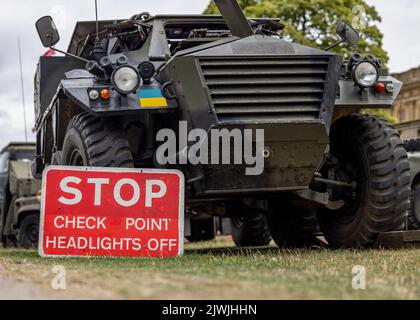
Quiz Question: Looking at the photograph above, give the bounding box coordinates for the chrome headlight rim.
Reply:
[111,65,140,95]
[352,61,379,88]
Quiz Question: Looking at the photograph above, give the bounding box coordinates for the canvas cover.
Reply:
[9,161,41,197]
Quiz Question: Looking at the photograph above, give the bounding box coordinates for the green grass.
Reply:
[1,237,419,300]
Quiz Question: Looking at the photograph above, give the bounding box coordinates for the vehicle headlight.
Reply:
[353,61,379,88]
[111,66,140,94]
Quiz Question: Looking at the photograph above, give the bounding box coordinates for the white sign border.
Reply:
[38,166,185,259]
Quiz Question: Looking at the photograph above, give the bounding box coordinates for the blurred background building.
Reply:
[393,66,420,140]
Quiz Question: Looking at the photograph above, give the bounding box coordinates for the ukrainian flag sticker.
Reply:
[138,89,168,108]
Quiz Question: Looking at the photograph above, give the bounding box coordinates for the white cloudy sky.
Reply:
[0,0,418,149]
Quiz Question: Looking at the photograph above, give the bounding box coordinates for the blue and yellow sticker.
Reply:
[137,89,168,108]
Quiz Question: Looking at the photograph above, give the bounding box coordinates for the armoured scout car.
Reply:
[0,143,40,249]
[33,0,409,248]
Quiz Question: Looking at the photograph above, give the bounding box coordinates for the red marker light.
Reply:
[375,82,385,93]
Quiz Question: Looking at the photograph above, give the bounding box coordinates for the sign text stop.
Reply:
[39,167,184,258]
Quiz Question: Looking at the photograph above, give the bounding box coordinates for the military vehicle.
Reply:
[33,0,409,249]
[0,143,41,249]
[404,139,420,230]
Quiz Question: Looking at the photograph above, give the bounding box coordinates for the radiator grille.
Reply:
[199,56,331,123]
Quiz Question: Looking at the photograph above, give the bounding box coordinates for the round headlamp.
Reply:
[353,61,379,88]
[111,66,140,94]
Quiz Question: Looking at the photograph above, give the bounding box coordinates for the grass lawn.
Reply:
[0,237,419,300]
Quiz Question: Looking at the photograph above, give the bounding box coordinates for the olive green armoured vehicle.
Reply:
[33,0,409,248]
[0,143,41,249]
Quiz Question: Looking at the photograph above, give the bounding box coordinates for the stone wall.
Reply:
[392,67,420,124]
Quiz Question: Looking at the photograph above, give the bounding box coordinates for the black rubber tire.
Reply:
[409,182,420,230]
[267,204,319,248]
[186,218,216,242]
[404,139,420,229]
[318,114,411,248]
[405,139,420,152]
[61,113,134,167]
[403,138,420,229]
[18,214,39,249]
[230,214,272,247]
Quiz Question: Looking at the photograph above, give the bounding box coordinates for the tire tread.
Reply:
[66,113,134,168]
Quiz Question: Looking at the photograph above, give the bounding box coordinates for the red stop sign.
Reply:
[39,167,185,258]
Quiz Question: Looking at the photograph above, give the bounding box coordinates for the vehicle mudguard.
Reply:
[60,69,177,116]
[335,75,403,108]
[3,196,40,237]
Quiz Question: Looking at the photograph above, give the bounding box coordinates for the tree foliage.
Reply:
[204,0,388,64]
[362,109,400,125]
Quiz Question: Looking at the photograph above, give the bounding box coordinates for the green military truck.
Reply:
[33,0,408,249]
[0,143,41,249]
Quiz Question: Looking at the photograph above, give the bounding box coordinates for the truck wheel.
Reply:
[404,138,420,152]
[18,214,39,249]
[61,113,134,167]
[409,182,420,230]
[267,204,319,248]
[403,139,420,229]
[186,218,216,242]
[230,214,271,247]
[318,114,411,248]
